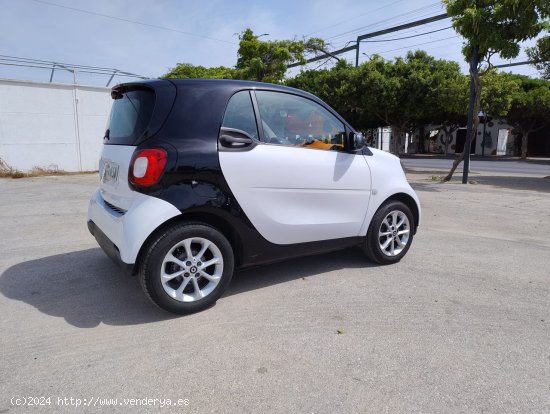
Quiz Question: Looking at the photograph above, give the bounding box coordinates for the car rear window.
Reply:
[104,88,155,145]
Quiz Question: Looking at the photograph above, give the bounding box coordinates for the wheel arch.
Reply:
[384,192,420,234]
[132,211,244,275]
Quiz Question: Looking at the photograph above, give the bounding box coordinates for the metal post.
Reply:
[481,110,487,157]
[462,45,479,184]
[287,13,448,69]
[106,70,118,87]
[355,38,360,67]
[49,63,56,83]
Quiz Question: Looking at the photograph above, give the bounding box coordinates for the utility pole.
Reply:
[287,13,448,69]
[462,45,479,184]
[355,13,448,67]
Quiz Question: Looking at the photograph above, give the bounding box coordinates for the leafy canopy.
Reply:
[444,0,550,62]
[288,51,469,133]
[480,70,521,116]
[163,63,236,79]
[526,35,550,79]
[506,75,550,131]
[235,28,325,83]
[163,29,326,84]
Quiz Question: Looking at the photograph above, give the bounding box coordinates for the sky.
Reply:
[0,0,545,87]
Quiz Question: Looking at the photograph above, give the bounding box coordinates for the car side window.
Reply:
[222,91,258,139]
[255,91,346,151]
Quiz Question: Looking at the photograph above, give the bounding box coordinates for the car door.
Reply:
[218,90,372,245]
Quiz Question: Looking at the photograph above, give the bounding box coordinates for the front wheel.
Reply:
[363,201,414,265]
[139,223,234,314]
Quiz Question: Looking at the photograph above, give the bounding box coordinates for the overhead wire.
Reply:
[325,2,445,42]
[328,18,451,48]
[304,0,409,36]
[28,0,236,45]
[372,35,460,55]
[295,5,537,75]
[359,26,452,43]
[299,10,454,67]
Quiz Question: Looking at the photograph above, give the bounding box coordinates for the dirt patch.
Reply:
[0,158,96,178]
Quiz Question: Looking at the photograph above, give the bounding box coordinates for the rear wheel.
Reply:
[363,201,414,264]
[139,223,234,314]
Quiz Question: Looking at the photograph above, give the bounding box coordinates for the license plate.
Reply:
[100,160,120,185]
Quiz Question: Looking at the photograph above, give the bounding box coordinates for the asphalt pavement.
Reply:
[0,172,549,413]
[401,156,550,176]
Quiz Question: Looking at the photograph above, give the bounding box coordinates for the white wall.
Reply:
[0,79,111,171]
[372,127,391,152]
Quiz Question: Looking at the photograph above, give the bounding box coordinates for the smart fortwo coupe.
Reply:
[88,79,421,314]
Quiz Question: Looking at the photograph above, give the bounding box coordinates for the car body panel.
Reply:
[88,187,180,264]
[219,144,372,244]
[97,145,138,211]
[360,148,421,236]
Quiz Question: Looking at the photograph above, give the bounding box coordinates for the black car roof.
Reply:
[168,78,300,93]
[114,78,325,105]
[111,78,356,136]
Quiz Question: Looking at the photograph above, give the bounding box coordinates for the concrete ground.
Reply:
[0,171,549,413]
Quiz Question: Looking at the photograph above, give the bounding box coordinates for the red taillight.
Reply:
[129,148,167,187]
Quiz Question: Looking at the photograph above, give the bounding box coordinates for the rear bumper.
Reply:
[87,220,134,273]
[87,188,181,266]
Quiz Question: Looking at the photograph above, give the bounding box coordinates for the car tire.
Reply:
[363,200,414,265]
[139,222,234,314]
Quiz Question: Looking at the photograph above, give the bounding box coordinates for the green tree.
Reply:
[430,70,518,156]
[289,52,470,154]
[506,76,550,158]
[163,29,327,84]
[164,63,236,79]
[287,60,381,130]
[235,29,326,83]
[355,51,466,154]
[480,70,520,118]
[442,0,550,180]
[476,70,520,155]
[432,72,469,155]
[527,35,550,80]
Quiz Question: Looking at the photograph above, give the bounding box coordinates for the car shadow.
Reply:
[0,247,376,327]
[0,249,172,328]
[226,248,375,297]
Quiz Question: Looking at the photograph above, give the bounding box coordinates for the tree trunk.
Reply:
[521,131,529,159]
[443,127,453,156]
[443,120,480,182]
[443,151,465,181]
[391,126,401,155]
[418,125,425,154]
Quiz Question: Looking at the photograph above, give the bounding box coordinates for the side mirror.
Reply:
[348,131,365,151]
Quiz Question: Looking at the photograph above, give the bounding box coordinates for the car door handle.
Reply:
[218,128,257,151]
[220,135,253,147]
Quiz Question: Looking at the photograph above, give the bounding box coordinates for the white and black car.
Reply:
[88,79,421,314]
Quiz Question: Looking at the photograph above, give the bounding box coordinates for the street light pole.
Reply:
[462,45,479,184]
[481,110,488,157]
